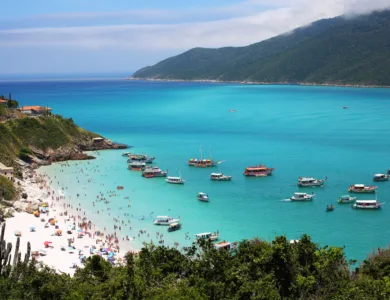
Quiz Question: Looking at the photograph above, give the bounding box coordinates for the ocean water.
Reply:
[2,79,390,262]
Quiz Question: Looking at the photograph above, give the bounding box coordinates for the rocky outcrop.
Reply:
[28,138,127,167]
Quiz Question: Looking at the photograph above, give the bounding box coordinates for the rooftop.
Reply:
[18,106,52,111]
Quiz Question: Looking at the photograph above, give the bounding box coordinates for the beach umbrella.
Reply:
[44,241,52,247]
[14,230,21,237]
[56,230,62,235]
[42,203,48,207]
[29,226,35,232]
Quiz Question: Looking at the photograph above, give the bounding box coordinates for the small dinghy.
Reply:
[326,205,334,212]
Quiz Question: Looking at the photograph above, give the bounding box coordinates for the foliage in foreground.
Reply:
[0,234,389,299]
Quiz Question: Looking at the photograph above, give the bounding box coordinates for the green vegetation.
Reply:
[0,114,98,170]
[133,10,390,86]
[0,177,17,201]
[0,235,390,299]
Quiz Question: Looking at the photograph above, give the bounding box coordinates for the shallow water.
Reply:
[2,79,390,261]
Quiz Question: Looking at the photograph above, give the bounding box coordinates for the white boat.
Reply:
[373,174,389,182]
[297,177,326,187]
[290,192,315,201]
[197,192,209,202]
[348,184,377,193]
[210,173,232,181]
[353,200,383,209]
[166,176,185,184]
[153,216,180,225]
[214,241,237,251]
[338,195,356,203]
[195,232,219,241]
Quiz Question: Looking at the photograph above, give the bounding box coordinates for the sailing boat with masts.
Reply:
[188,146,221,168]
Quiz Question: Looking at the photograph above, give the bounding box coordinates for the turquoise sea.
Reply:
[2,79,390,262]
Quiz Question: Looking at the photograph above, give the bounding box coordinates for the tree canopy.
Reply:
[0,234,390,299]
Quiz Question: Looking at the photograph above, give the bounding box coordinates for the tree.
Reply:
[6,100,18,109]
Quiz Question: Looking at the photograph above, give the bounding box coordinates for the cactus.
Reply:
[0,223,5,242]
[12,237,20,268]
[24,242,31,264]
[0,223,30,277]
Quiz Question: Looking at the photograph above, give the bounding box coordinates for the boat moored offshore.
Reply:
[298,177,326,187]
[210,173,232,181]
[195,231,219,241]
[188,146,221,168]
[353,200,383,209]
[337,195,356,203]
[197,192,209,202]
[290,192,315,201]
[244,164,274,177]
[166,176,185,184]
[153,216,180,225]
[128,162,146,171]
[348,184,377,193]
[373,174,389,182]
[214,241,237,251]
[127,154,155,164]
[142,166,168,178]
[168,222,182,232]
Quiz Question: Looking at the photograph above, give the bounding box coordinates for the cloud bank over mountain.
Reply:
[1,0,389,74]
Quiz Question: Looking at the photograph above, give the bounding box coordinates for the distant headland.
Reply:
[131,10,390,87]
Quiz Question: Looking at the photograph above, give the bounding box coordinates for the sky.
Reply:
[1,0,390,76]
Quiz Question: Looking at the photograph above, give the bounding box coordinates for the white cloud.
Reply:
[0,0,389,73]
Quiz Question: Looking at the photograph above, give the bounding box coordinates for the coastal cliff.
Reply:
[0,113,127,174]
[131,10,390,87]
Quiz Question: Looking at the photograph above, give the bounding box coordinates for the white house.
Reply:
[0,162,13,180]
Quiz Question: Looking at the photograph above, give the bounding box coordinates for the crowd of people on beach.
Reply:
[34,153,191,253]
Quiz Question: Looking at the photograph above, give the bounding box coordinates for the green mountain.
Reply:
[132,10,390,86]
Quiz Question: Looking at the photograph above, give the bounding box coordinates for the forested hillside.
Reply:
[132,10,390,86]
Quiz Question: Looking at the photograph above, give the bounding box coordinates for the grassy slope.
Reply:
[0,114,99,168]
[0,176,17,200]
[133,10,390,86]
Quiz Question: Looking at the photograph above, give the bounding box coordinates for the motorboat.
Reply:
[373,174,389,182]
[326,205,334,212]
[353,200,383,209]
[153,216,180,226]
[290,192,315,201]
[348,184,377,193]
[337,195,356,204]
[122,152,132,157]
[166,176,185,184]
[142,166,168,178]
[167,222,182,232]
[297,177,326,187]
[243,164,274,177]
[214,241,237,251]
[210,173,232,181]
[128,162,146,171]
[195,232,219,241]
[197,192,209,202]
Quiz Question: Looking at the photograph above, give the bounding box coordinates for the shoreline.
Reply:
[3,167,138,276]
[128,77,390,89]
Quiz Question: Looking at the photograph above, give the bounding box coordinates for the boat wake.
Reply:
[280,198,291,202]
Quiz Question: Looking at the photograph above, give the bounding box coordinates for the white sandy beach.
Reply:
[3,171,138,276]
